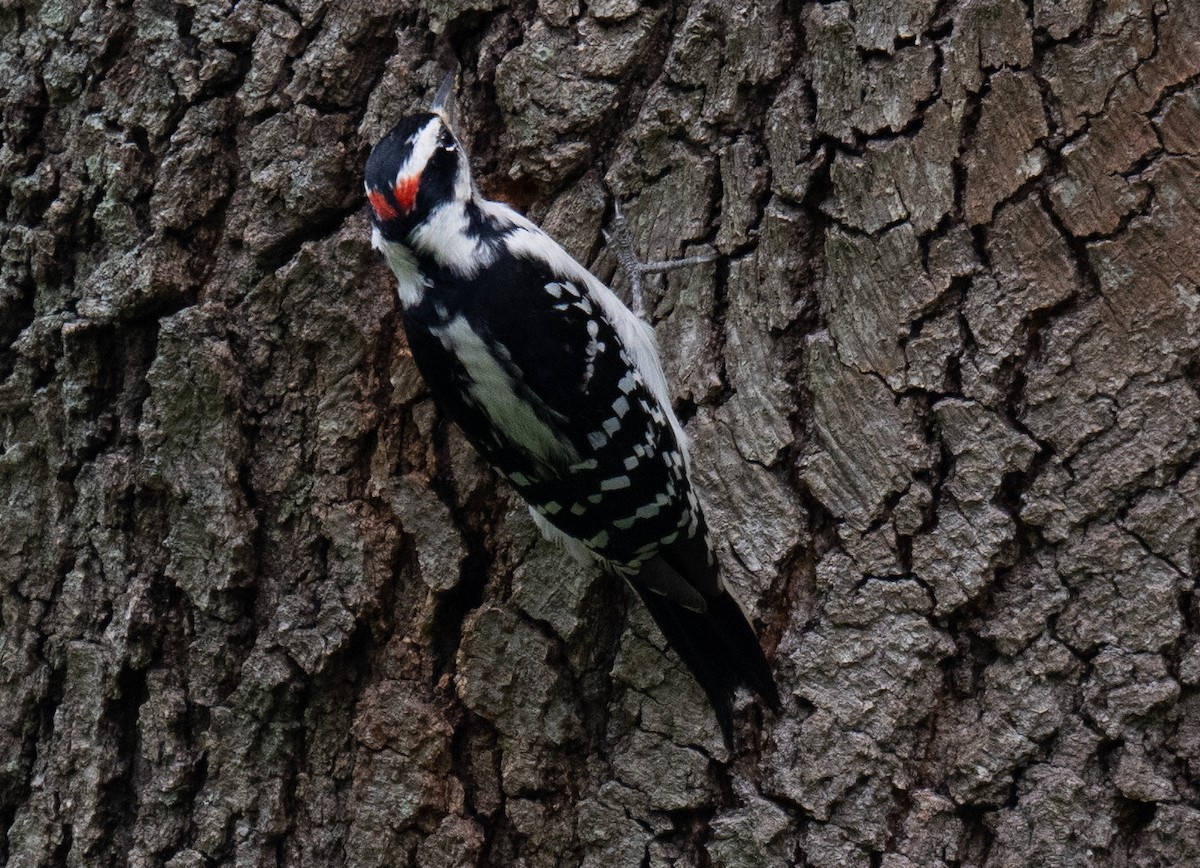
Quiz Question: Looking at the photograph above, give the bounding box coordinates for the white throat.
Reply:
[372,226,425,308]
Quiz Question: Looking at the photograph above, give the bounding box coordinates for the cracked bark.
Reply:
[2,0,1198,865]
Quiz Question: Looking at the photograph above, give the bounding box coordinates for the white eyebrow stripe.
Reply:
[397,119,442,182]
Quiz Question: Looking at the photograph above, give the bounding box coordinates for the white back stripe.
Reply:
[434,316,579,470]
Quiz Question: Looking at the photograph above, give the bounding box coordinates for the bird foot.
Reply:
[605,199,717,320]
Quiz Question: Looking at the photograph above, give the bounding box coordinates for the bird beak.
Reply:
[431,67,458,128]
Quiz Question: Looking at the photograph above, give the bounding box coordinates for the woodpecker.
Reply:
[365,78,779,745]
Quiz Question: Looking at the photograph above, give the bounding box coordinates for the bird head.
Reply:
[365,74,471,241]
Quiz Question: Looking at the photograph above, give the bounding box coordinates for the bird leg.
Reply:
[605,199,717,320]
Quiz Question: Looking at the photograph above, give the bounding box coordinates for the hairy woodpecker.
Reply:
[365,81,779,745]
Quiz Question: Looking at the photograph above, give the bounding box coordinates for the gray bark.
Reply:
[2,0,1199,865]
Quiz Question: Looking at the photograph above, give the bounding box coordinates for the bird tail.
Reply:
[629,567,781,747]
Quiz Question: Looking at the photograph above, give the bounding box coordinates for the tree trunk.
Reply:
[2,0,1199,864]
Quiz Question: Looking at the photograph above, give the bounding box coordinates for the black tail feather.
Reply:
[630,581,780,747]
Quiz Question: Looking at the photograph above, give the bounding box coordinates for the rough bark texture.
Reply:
[2,0,1199,865]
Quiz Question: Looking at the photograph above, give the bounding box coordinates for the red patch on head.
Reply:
[367,189,398,221]
[393,175,420,215]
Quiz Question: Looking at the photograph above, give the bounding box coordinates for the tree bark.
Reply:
[2,0,1199,865]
